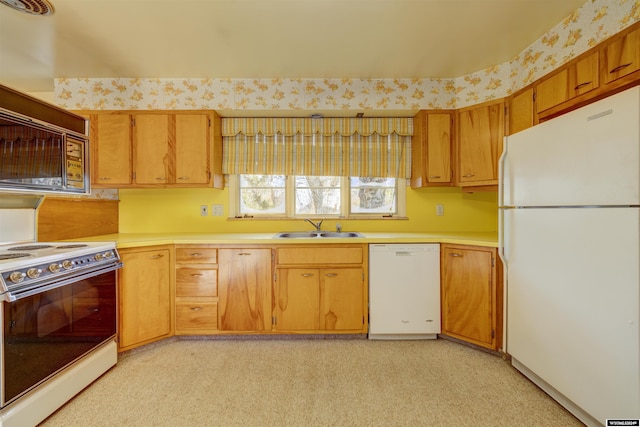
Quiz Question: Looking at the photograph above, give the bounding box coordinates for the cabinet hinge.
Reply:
[131,118,135,127]
[272,316,277,325]
[491,257,495,267]
[532,91,537,102]
[273,272,277,282]
[491,329,495,339]
[208,118,212,127]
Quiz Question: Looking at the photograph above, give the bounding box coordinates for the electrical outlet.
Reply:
[200,205,209,216]
[212,204,224,216]
[436,204,444,216]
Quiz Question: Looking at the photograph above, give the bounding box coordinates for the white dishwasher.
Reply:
[368,244,441,339]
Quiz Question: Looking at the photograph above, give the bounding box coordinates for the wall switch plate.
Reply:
[212,204,224,216]
[436,204,444,216]
[200,205,209,216]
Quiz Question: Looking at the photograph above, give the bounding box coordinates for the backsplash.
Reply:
[54,0,639,112]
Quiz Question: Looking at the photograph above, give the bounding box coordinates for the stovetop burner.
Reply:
[0,253,29,261]
[7,245,54,251]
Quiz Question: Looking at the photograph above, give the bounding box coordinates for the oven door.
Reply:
[0,269,117,407]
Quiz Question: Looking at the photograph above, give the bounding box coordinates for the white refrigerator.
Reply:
[500,86,640,426]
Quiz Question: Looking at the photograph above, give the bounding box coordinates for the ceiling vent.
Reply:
[0,0,54,15]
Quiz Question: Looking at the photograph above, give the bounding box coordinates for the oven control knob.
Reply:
[95,253,105,261]
[48,263,61,273]
[62,260,74,270]
[104,251,114,259]
[26,268,42,279]
[9,272,26,283]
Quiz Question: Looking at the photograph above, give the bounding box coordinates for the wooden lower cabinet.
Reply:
[275,245,368,333]
[118,245,173,351]
[217,248,272,332]
[175,246,219,335]
[440,244,502,350]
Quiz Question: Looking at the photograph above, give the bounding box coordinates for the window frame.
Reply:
[229,175,406,219]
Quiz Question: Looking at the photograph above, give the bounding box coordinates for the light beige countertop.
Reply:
[69,231,499,249]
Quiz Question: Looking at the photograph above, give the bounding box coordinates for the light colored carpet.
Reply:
[40,338,583,426]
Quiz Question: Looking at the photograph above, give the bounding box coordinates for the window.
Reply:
[231,174,405,218]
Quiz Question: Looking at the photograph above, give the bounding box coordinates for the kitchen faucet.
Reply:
[305,219,323,232]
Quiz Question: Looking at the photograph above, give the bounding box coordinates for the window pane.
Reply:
[350,177,397,214]
[239,174,285,214]
[294,176,341,215]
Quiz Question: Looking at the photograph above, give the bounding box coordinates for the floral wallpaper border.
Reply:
[54,0,639,113]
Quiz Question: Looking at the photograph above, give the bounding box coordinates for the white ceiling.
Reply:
[0,0,587,94]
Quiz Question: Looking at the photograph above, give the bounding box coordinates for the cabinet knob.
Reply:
[609,63,632,73]
[574,81,592,90]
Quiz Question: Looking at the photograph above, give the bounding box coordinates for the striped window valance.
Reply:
[222,118,412,178]
[221,117,413,137]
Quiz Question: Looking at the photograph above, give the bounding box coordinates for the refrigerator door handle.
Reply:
[498,135,509,268]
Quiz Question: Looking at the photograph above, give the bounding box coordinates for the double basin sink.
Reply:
[275,231,364,239]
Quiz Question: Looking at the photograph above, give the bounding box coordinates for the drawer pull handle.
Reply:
[462,174,475,178]
[325,273,338,277]
[190,253,202,256]
[178,176,190,180]
[238,252,251,256]
[301,273,314,277]
[190,307,202,311]
[429,175,441,179]
[449,253,462,257]
[99,177,111,181]
[149,254,164,259]
[574,81,592,90]
[155,177,166,181]
[610,63,632,73]
[190,273,204,277]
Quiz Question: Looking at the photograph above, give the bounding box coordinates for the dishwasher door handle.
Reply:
[395,251,414,256]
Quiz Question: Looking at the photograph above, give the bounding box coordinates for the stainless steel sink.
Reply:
[275,231,364,238]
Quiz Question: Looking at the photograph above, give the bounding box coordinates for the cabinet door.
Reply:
[133,114,170,184]
[536,69,568,113]
[457,101,504,185]
[410,111,453,188]
[426,113,452,184]
[320,268,364,331]
[118,248,171,349]
[175,114,210,185]
[218,248,272,331]
[508,87,534,135]
[569,52,599,98]
[604,26,640,84]
[91,114,132,186]
[276,268,320,330]
[441,246,494,348]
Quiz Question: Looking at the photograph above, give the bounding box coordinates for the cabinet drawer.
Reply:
[175,302,218,333]
[176,268,217,297]
[277,247,363,265]
[176,248,217,264]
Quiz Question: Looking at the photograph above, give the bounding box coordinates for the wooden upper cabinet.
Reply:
[508,87,534,135]
[536,52,599,113]
[175,114,210,185]
[134,114,170,185]
[90,114,132,186]
[410,110,453,188]
[456,99,505,187]
[88,110,219,188]
[603,26,640,84]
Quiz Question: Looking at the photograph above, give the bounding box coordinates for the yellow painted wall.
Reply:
[118,186,497,233]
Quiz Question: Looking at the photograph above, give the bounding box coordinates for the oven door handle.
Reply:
[1,261,123,302]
